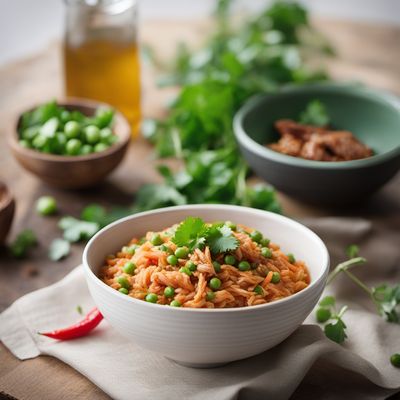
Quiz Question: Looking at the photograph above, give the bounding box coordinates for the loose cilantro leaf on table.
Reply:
[316,295,348,344]
[9,229,38,258]
[299,100,330,126]
[59,217,99,243]
[48,238,71,261]
[372,284,400,323]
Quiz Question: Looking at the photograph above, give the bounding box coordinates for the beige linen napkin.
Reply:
[1,218,399,400]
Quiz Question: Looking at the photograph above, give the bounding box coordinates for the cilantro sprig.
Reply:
[316,296,348,344]
[172,217,239,254]
[316,244,400,345]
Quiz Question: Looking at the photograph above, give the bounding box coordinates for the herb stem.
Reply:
[326,257,366,285]
[343,270,372,296]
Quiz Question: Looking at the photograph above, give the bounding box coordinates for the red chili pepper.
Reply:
[39,307,103,340]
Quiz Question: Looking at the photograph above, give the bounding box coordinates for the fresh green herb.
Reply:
[137,0,332,214]
[76,305,83,315]
[299,100,330,126]
[172,217,208,251]
[59,217,99,243]
[346,244,359,258]
[48,238,71,261]
[316,296,348,344]
[206,224,239,254]
[319,245,400,351]
[371,285,400,323]
[9,229,37,258]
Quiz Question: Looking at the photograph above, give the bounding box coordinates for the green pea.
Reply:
[66,138,82,155]
[84,125,100,144]
[250,230,263,243]
[287,253,296,263]
[107,135,119,145]
[32,134,48,149]
[206,291,216,301]
[186,261,197,271]
[316,308,331,323]
[254,285,264,295]
[100,127,113,143]
[19,139,31,148]
[145,293,158,303]
[271,272,281,284]
[160,244,172,254]
[123,261,136,275]
[36,196,57,216]
[164,286,175,298]
[224,255,236,266]
[209,277,221,290]
[125,245,138,255]
[64,121,80,139]
[170,300,181,307]
[94,142,109,153]
[52,132,67,154]
[80,144,93,155]
[60,110,71,123]
[261,247,273,258]
[179,267,192,276]
[175,247,189,259]
[238,261,251,271]
[167,255,178,265]
[22,126,39,140]
[151,233,163,246]
[119,287,129,295]
[260,238,270,247]
[212,261,221,273]
[390,353,400,368]
[117,276,131,289]
[225,221,236,230]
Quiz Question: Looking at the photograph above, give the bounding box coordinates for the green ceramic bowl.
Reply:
[233,83,400,205]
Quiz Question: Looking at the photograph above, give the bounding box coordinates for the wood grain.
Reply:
[0,18,399,400]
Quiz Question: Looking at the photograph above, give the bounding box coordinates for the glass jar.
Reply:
[63,0,141,135]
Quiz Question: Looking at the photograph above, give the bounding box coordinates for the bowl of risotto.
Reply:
[83,205,329,367]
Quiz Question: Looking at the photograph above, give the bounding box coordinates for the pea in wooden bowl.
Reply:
[0,181,15,244]
[9,99,131,189]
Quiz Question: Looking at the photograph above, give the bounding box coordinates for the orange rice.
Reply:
[100,223,310,308]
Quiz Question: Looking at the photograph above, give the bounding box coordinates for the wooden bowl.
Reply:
[9,98,131,189]
[0,182,15,244]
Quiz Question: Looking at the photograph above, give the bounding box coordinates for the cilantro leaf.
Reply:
[324,318,347,344]
[9,229,38,258]
[48,238,70,261]
[346,244,359,259]
[299,100,330,126]
[206,223,239,254]
[372,284,400,323]
[59,217,99,243]
[172,217,207,250]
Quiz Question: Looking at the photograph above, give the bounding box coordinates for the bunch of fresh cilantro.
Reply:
[138,0,333,212]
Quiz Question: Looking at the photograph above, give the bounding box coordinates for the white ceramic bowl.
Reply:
[83,205,329,368]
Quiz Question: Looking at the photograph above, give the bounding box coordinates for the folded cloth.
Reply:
[1,218,399,400]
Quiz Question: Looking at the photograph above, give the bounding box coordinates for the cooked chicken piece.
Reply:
[269,119,372,162]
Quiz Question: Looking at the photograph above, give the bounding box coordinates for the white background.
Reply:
[0,0,399,66]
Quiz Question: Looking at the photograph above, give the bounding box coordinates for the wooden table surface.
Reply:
[0,18,399,400]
